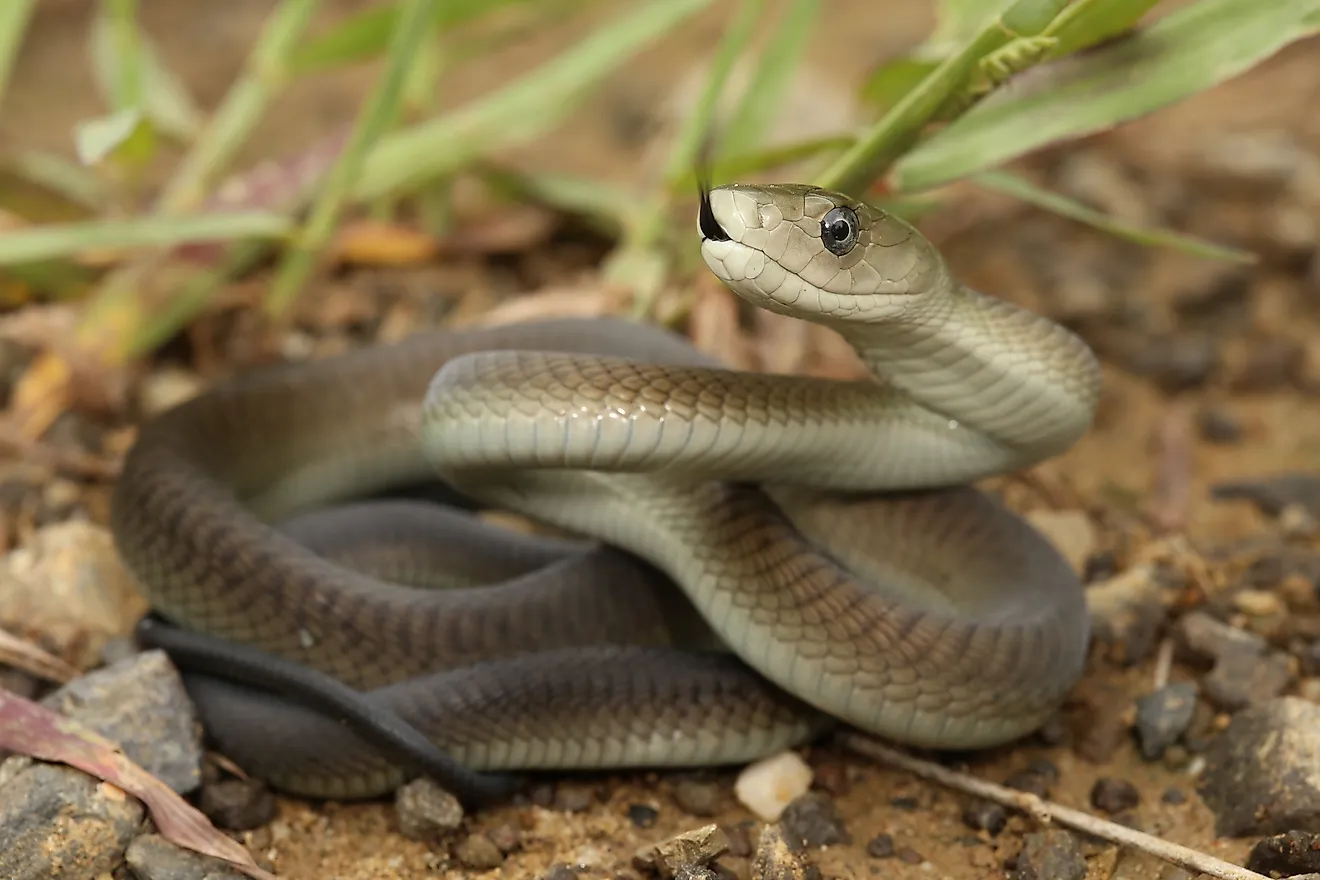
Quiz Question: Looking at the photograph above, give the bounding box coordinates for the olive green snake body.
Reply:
[112,183,1102,801]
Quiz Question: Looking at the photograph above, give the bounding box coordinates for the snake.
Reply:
[111,182,1102,804]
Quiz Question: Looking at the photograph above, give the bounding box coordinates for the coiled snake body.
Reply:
[112,183,1102,801]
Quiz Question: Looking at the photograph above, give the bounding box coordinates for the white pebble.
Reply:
[733,750,813,821]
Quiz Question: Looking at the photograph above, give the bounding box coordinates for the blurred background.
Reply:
[3,2,1320,878]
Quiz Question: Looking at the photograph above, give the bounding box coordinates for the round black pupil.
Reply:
[829,218,850,241]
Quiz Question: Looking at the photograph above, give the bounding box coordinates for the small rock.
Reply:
[896,847,924,865]
[394,777,463,842]
[541,865,578,880]
[1197,697,1320,835]
[1281,504,1320,539]
[629,804,660,828]
[125,833,248,880]
[1211,472,1320,520]
[41,649,204,794]
[1246,830,1320,876]
[455,833,506,870]
[865,834,895,858]
[1134,682,1199,760]
[0,759,145,879]
[733,751,813,822]
[552,786,594,813]
[1026,509,1096,573]
[1004,759,1059,798]
[0,520,148,669]
[198,778,276,831]
[1233,588,1285,616]
[1011,829,1086,880]
[673,780,722,817]
[1162,787,1186,805]
[1196,406,1243,444]
[808,761,849,797]
[1202,645,1292,711]
[1090,778,1141,814]
[723,822,754,858]
[750,824,809,880]
[778,791,849,850]
[961,800,1007,836]
[1127,334,1218,392]
[1229,339,1306,391]
[487,823,521,853]
[638,824,730,879]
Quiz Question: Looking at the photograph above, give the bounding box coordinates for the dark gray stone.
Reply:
[125,834,249,880]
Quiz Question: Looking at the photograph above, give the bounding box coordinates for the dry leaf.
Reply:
[332,220,439,266]
[0,625,78,684]
[438,205,558,255]
[0,304,133,417]
[688,278,756,370]
[0,689,277,880]
[8,350,73,440]
[753,310,810,375]
[454,285,627,328]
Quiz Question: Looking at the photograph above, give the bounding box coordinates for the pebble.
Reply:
[0,758,145,879]
[961,800,1008,836]
[1089,778,1141,814]
[1195,406,1243,444]
[1004,758,1059,799]
[895,847,924,865]
[198,778,277,831]
[124,832,249,880]
[1025,509,1096,573]
[1161,787,1187,805]
[733,751,813,822]
[1197,697,1320,835]
[1174,611,1292,711]
[393,777,464,842]
[1134,682,1199,760]
[541,864,578,880]
[777,791,850,850]
[455,833,506,870]
[552,785,595,813]
[0,519,148,669]
[1245,830,1320,876]
[629,804,660,828]
[1233,588,1285,616]
[1126,333,1219,392]
[750,824,810,880]
[1211,472,1320,519]
[673,779,722,817]
[1010,829,1087,880]
[40,649,204,794]
[486,823,522,853]
[864,833,895,858]
[636,824,730,879]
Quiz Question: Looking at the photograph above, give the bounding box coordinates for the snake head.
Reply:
[698,183,948,322]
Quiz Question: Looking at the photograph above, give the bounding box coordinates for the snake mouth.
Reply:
[697,184,731,243]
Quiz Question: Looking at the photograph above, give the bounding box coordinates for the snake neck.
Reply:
[842,280,1102,460]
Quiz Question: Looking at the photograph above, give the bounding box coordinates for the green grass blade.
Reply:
[892,0,1320,192]
[0,212,290,266]
[355,0,715,202]
[971,169,1257,264]
[0,0,36,110]
[813,0,1069,194]
[719,0,819,159]
[288,0,539,73]
[89,2,200,142]
[267,0,439,317]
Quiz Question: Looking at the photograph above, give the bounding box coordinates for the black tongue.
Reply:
[698,184,730,242]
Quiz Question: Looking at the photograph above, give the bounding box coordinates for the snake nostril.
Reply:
[698,186,731,243]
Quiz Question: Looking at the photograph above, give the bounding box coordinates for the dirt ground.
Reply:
[5,2,1320,879]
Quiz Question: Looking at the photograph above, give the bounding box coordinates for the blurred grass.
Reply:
[0,0,1316,363]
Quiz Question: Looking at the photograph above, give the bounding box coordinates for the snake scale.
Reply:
[112,182,1102,803]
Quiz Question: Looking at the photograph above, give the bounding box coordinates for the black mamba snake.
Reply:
[113,182,1101,802]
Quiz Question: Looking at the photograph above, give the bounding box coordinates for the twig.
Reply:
[841,733,1268,880]
[1152,636,1174,690]
[0,626,78,684]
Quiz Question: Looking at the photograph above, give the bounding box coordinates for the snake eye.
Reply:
[820,206,859,256]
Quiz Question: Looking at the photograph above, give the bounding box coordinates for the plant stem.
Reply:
[266,0,440,317]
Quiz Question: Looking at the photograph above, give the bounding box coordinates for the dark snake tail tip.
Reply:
[697,180,730,243]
